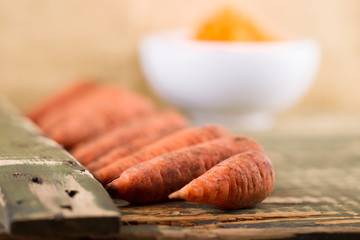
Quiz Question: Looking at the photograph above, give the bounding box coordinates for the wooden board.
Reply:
[0,97,121,235]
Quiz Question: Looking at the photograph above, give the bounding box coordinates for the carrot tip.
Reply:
[168,192,177,199]
[86,162,98,172]
[105,184,118,198]
[92,171,103,182]
[168,190,185,200]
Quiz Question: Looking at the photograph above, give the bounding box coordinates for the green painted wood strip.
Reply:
[0,96,121,235]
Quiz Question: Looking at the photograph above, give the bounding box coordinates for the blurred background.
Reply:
[0,0,359,118]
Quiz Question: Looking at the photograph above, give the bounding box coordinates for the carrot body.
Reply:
[35,84,100,131]
[93,125,232,185]
[26,81,97,123]
[106,136,264,203]
[39,86,154,148]
[169,151,275,209]
[71,111,188,166]
[87,130,178,172]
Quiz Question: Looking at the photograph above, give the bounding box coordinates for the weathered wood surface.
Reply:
[0,98,121,235]
[113,120,360,239]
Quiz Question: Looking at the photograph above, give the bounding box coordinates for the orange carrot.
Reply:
[27,81,97,123]
[39,86,153,135]
[106,136,264,203]
[39,86,154,148]
[169,151,275,209]
[71,111,188,166]
[36,86,102,133]
[93,125,232,185]
[87,130,179,172]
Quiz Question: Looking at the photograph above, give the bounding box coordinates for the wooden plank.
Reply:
[0,97,121,235]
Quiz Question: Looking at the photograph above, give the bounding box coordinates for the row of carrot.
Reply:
[27,81,275,209]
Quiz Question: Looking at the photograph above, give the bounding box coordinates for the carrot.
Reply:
[36,85,102,133]
[71,111,188,166]
[106,136,264,203]
[169,151,275,209]
[39,86,153,135]
[27,81,97,123]
[87,130,178,172]
[40,86,154,148]
[93,125,232,185]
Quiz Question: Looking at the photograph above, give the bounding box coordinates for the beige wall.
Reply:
[1,0,359,114]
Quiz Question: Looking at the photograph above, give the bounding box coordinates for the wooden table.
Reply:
[1,99,360,239]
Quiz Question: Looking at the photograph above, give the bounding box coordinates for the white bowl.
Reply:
[139,29,321,131]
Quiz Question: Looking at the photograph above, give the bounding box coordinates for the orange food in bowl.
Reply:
[196,8,279,41]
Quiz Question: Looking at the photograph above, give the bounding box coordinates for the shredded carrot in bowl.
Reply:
[196,7,279,42]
